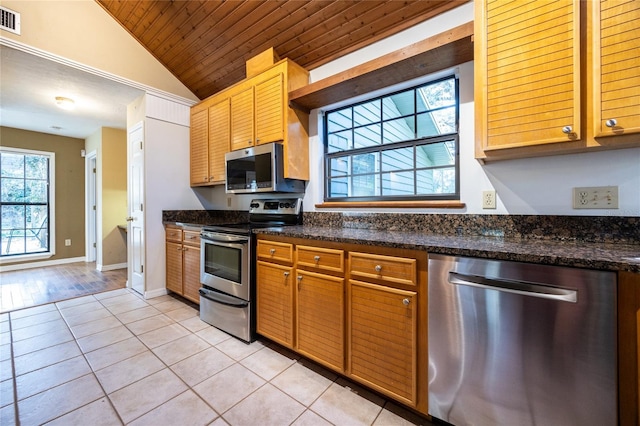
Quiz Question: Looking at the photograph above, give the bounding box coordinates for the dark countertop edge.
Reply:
[253,226,640,274]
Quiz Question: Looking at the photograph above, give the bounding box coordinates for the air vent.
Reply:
[0,6,20,35]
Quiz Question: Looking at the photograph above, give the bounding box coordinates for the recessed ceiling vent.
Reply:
[0,6,20,35]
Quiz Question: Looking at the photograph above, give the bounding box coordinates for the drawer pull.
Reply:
[283,271,290,277]
[562,125,572,134]
[403,298,410,306]
[314,255,320,262]
[270,248,276,255]
[605,118,617,128]
[375,265,382,273]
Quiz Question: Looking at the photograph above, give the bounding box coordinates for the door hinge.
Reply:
[93,242,96,248]
[141,265,144,273]
[140,203,143,212]
[139,141,143,150]
[93,167,96,174]
[93,205,96,210]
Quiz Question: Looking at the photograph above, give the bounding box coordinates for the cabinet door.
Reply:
[166,241,183,294]
[255,73,284,145]
[349,280,417,406]
[475,0,580,153]
[182,245,201,304]
[592,0,640,137]
[190,109,209,186]
[296,270,344,371]
[208,98,230,184]
[230,86,254,151]
[256,261,294,348]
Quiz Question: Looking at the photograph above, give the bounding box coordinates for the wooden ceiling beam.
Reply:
[288,21,474,113]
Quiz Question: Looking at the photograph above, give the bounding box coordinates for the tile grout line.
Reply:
[7,311,20,426]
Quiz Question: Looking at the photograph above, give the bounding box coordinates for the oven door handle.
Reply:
[199,288,249,308]
[201,234,249,245]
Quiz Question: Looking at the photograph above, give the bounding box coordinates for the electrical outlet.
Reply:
[65,239,71,246]
[482,190,496,209]
[573,186,618,209]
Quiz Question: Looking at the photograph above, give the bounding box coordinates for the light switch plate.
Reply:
[572,186,619,209]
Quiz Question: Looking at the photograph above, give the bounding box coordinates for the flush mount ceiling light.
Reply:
[55,96,75,110]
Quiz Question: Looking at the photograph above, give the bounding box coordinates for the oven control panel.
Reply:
[249,198,302,215]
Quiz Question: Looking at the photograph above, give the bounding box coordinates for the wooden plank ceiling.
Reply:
[96,0,469,100]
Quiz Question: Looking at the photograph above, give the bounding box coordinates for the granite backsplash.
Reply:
[163,210,639,245]
[302,212,640,244]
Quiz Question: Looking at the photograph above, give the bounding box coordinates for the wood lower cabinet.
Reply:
[165,226,201,303]
[296,269,345,371]
[349,280,417,406]
[255,235,428,415]
[256,260,295,348]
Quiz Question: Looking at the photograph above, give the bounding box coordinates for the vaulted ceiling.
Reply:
[96,0,469,100]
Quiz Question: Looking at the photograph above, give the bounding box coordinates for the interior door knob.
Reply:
[125,216,134,221]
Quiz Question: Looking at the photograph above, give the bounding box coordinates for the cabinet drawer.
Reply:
[183,230,201,246]
[165,227,182,242]
[349,252,416,286]
[297,246,344,273]
[257,240,294,263]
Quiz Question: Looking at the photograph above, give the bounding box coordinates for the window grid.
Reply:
[324,76,459,202]
[0,150,52,257]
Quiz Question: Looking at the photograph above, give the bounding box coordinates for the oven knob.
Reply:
[279,203,285,208]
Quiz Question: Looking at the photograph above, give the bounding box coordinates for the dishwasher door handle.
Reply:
[448,271,577,303]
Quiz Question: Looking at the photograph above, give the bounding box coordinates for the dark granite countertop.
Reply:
[254,225,640,273]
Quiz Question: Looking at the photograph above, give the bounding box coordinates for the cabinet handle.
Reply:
[403,298,410,306]
[177,247,182,251]
[209,176,214,181]
[375,265,382,273]
[256,138,260,143]
[605,119,617,128]
[270,248,276,255]
[561,126,572,134]
[297,275,302,290]
[313,255,320,262]
[283,271,290,278]
[248,140,252,145]
[203,176,208,182]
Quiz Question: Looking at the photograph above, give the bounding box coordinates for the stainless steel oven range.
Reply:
[199,198,302,343]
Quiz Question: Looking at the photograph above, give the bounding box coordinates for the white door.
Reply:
[86,153,97,263]
[128,122,145,295]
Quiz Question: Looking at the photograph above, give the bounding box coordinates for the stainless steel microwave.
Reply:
[225,143,305,194]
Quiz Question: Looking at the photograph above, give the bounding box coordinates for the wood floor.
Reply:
[0,262,127,313]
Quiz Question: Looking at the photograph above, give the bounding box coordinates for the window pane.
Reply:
[1,205,25,230]
[354,124,381,148]
[328,177,349,198]
[417,106,456,137]
[328,130,352,153]
[1,153,24,178]
[417,79,456,111]
[327,108,352,133]
[382,171,414,196]
[352,152,378,175]
[416,141,455,167]
[383,117,415,144]
[383,91,414,119]
[382,147,413,172]
[25,156,48,179]
[25,180,47,203]
[417,167,456,194]
[352,174,377,197]
[354,100,380,126]
[1,177,25,202]
[329,157,350,177]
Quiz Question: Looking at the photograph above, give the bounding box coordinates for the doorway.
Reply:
[85,151,97,263]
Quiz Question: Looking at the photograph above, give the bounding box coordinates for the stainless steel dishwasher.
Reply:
[428,254,617,426]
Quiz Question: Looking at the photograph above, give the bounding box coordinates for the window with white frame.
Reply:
[0,148,54,257]
[324,76,459,202]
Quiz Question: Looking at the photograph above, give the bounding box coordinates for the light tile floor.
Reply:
[1,288,433,425]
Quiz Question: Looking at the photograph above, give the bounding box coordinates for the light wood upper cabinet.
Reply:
[207,99,230,185]
[190,109,209,186]
[190,54,310,185]
[230,86,255,151]
[475,1,581,156]
[592,0,640,137]
[255,73,284,145]
[475,0,640,161]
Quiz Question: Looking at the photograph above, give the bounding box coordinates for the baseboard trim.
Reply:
[0,256,87,272]
[144,288,168,299]
[98,263,127,272]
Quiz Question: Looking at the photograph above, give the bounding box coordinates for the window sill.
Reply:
[0,252,53,264]
[316,201,466,209]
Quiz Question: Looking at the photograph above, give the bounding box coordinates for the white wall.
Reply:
[302,2,640,217]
